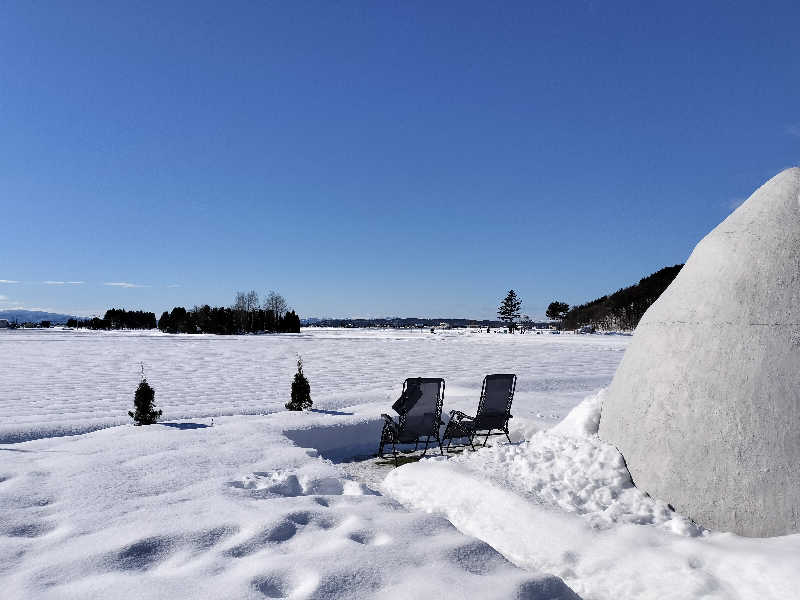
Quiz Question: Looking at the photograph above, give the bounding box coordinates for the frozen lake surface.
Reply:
[0,328,627,443]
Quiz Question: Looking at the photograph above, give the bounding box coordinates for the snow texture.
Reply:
[0,411,576,599]
[0,328,624,599]
[384,393,800,600]
[6,326,798,598]
[599,167,800,537]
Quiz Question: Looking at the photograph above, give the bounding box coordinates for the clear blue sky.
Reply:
[2,1,799,319]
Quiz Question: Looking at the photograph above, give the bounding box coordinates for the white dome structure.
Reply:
[599,167,800,537]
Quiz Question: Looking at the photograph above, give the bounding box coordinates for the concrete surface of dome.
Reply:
[599,167,800,537]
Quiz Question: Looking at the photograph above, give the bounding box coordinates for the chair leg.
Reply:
[504,429,512,444]
[445,424,459,452]
[483,430,491,446]
[378,427,390,458]
[420,436,430,457]
[392,441,398,467]
[437,435,444,456]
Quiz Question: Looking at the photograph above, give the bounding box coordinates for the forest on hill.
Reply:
[560,264,684,331]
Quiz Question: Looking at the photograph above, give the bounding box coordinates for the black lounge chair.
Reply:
[378,377,445,466]
[443,374,517,450]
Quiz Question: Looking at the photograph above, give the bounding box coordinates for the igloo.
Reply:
[599,167,800,537]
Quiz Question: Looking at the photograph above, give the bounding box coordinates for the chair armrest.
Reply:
[507,414,513,419]
[449,410,474,421]
[380,413,399,434]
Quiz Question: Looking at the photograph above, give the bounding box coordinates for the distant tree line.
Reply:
[555,264,683,331]
[67,309,157,330]
[62,291,300,335]
[305,317,508,329]
[157,290,300,334]
[104,309,157,329]
[67,316,112,330]
[12,320,52,329]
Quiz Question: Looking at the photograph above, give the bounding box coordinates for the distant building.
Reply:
[0,319,9,328]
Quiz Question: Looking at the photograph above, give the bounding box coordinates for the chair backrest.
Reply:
[399,377,445,437]
[476,374,516,418]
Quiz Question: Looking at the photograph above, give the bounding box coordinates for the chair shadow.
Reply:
[309,408,355,416]
[373,454,427,468]
[160,422,210,430]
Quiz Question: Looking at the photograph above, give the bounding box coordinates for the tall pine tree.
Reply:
[498,289,522,333]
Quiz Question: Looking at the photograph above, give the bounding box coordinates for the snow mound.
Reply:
[232,467,379,497]
[549,389,604,438]
[394,392,701,535]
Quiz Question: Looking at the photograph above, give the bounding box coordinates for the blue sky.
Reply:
[1,1,799,319]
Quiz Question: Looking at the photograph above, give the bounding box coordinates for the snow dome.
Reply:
[599,167,800,537]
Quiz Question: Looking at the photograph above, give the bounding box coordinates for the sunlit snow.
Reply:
[2,328,796,599]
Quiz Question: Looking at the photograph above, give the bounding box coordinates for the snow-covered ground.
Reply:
[385,391,800,599]
[1,328,797,599]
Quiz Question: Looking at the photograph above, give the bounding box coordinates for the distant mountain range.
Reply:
[0,310,75,324]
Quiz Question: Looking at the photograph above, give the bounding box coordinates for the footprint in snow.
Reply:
[5,521,55,538]
[226,521,298,558]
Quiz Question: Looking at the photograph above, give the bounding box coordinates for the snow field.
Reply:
[2,329,622,599]
[10,328,798,598]
[0,328,627,443]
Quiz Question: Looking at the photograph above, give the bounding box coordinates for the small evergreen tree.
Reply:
[286,357,312,411]
[129,364,162,425]
[498,289,522,333]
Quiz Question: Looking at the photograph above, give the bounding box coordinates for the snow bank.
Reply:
[283,416,384,462]
[384,393,800,599]
[549,389,604,438]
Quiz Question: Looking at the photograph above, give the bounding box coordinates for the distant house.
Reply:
[0,319,9,328]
